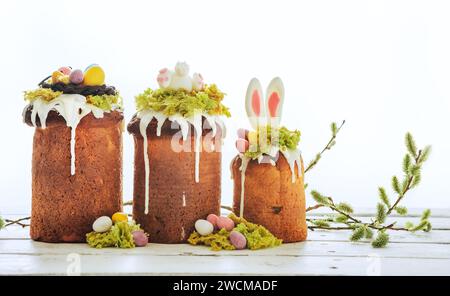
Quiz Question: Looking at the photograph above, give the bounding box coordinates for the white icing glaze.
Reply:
[238,155,250,218]
[190,113,202,183]
[24,94,105,176]
[138,110,154,214]
[280,148,302,183]
[136,110,226,215]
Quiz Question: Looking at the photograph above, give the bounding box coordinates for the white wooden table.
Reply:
[1,209,449,276]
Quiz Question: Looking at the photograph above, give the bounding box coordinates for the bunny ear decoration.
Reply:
[245,78,265,129]
[266,77,285,128]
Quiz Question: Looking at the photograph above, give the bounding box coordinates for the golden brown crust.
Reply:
[232,154,307,243]
[30,113,123,242]
[131,121,222,243]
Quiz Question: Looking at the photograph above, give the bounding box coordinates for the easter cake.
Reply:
[127,62,230,243]
[231,77,307,242]
[23,65,123,243]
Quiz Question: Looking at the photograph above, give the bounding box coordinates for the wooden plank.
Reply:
[0,253,448,276]
[0,239,449,259]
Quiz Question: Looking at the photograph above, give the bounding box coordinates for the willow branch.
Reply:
[304,120,345,174]
[5,217,31,228]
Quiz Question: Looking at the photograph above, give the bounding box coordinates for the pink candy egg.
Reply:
[235,139,249,153]
[69,69,84,84]
[58,66,72,75]
[132,230,148,247]
[230,231,247,249]
[237,128,248,140]
[216,216,235,231]
[206,214,219,228]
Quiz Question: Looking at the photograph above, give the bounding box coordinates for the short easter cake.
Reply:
[127,62,230,243]
[23,65,124,243]
[231,77,307,243]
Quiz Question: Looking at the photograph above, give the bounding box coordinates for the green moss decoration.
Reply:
[187,213,282,251]
[24,88,121,111]
[24,88,62,102]
[244,125,301,160]
[86,221,142,249]
[135,84,231,118]
[188,229,236,251]
[229,213,282,250]
[86,93,123,111]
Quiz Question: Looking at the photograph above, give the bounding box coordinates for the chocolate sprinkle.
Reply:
[40,81,117,96]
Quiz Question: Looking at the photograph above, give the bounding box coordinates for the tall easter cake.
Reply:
[23,65,123,242]
[231,77,307,242]
[127,62,230,243]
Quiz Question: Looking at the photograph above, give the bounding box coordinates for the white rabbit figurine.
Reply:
[192,72,205,91]
[156,62,205,92]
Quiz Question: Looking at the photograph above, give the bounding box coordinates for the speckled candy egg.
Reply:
[132,230,148,247]
[69,69,84,84]
[92,216,113,233]
[206,214,219,228]
[195,219,214,236]
[84,64,105,86]
[217,216,235,231]
[58,66,72,75]
[112,212,128,223]
[230,230,247,250]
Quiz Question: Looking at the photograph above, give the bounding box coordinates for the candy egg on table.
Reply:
[230,231,247,250]
[84,64,105,86]
[195,219,214,236]
[216,216,235,231]
[132,230,148,247]
[111,212,128,223]
[69,69,84,84]
[92,216,113,233]
[58,66,72,75]
[206,214,219,228]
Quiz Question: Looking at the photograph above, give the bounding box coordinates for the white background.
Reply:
[0,0,449,214]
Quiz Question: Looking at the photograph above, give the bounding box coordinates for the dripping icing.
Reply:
[239,155,249,218]
[137,110,226,215]
[24,94,105,176]
[280,149,302,183]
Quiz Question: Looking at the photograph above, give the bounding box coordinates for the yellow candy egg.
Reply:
[60,75,70,84]
[51,71,64,84]
[83,65,105,86]
[112,212,128,223]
